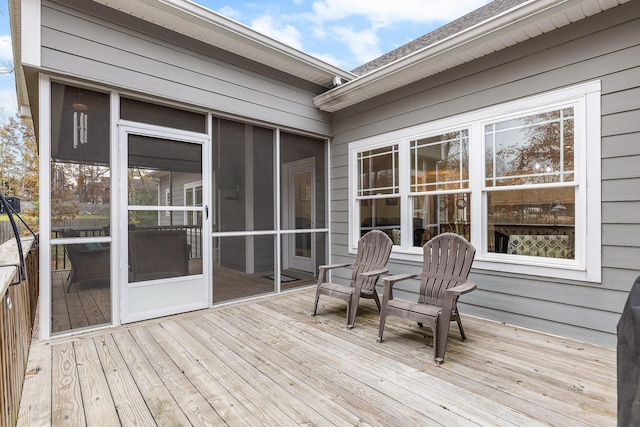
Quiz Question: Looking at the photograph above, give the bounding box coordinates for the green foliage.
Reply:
[0,115,39,234]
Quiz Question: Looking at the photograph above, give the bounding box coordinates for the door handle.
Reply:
[205,205,209,220]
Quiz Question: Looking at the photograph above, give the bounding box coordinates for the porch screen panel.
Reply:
[212,235,275,303]
[212,119,274,233]
[50,82,112,334]
[127,136,203,280]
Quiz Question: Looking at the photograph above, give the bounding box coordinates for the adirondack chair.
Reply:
[377,233,476,364]
[312,230,393,329]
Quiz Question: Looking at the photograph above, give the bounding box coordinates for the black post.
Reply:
[617,275,640,426]
[0,190,25,282]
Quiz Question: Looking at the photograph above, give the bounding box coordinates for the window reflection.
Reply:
[485,108,574,186]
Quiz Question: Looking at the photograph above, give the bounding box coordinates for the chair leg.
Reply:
[312,294,320,316]
[457,318,467,341]
[373,291,381,312]
[434,321,450,364]
[346,295,356,329]
[66,271,75,293]
[377,313,387,342]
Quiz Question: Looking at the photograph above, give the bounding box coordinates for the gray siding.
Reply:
[40,1,332,135]
[330,1,640,347]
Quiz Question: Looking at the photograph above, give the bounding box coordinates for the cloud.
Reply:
[250,15,303,50]
[330,26,381,65]
[311,0,489,27]
[217,6,243,21]
[0,87,18,120]
[0,35,13,62]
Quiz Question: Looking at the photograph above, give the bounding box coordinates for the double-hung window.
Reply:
[349,82,601,282]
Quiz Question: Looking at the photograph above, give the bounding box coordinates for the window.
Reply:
[411,130,470,246]
[357,145,400,241]
[184,182,203,226]
[485,109,575,259]
[349,82,601,282]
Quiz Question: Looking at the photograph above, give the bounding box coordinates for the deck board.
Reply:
[19,288,617,426]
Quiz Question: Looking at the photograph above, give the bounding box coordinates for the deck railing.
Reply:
[0,238,39,427]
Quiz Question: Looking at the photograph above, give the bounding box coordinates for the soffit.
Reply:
[314,0,632,112]
[90,0,355,88]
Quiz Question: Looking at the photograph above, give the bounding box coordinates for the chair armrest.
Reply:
[359,268,389,278]
[318,263,352,271]
[382,273,417,287]
[380,273,418,302]
[318,263,353,283]
[445,280,476,296]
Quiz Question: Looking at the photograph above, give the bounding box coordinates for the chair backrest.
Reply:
[351,230,393,292]
[418,233,476,307]
[60,228,80,238]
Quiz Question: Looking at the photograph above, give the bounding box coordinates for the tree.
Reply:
[0,114,39,232]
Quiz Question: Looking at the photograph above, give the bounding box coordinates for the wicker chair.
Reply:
[377,233,476,364]
[312,230,393,329]
[61,229,110,292]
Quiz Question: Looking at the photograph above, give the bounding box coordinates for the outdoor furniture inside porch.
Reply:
[18,288,617,426]
[60,228,110,292]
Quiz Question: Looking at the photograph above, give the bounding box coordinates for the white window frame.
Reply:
[184,180,203,225]
[165,188,171,217]
[348,81,601,283]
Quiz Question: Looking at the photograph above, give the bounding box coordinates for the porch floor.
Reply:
[19,289,616,426]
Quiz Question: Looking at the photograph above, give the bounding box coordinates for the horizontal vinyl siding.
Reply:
[40,2,332,135]
[330,1,640,347]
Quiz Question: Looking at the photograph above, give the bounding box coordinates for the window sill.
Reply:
[351,246,600,284]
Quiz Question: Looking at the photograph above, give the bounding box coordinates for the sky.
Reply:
[0,0,492,122]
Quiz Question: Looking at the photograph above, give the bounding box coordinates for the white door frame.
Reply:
[282,157,316,273]
[118,122,210,324]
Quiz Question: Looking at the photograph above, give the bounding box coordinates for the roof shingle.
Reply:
[351,0,529,76]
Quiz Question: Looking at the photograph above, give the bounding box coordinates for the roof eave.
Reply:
[9,0,30,117]
[314,0,630,113]
[90,0,355,88]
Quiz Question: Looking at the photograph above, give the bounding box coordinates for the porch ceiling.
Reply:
[18,288,616,425]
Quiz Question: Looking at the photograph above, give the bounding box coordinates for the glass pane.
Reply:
[280,132,327,230]
[213,235,275,303]
[487,187,575,258]
[485,108,574,186]
[411,130,469,192]
[357,145,399,196]
[359,197,400,241]
[213,119,275,232]
[411,193,471,246]
[50,82,112,335]
[50,83,110,231]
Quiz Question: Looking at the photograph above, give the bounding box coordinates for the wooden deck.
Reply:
[52,261,315,334]
[19,289,617,426]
